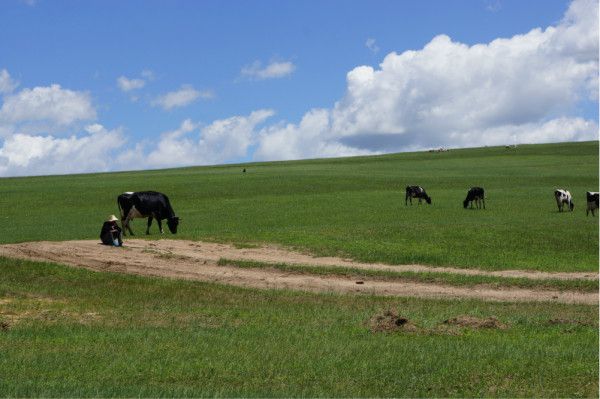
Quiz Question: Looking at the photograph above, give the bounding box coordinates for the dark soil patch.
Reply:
[443,315,508,330]
[369,309,419,333]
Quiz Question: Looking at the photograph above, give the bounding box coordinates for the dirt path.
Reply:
[0,239,597,305]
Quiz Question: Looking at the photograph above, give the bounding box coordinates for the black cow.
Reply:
[463,187,485,209]
[586,191,599,216]
[405,186,431,205]
[117,191,180,235]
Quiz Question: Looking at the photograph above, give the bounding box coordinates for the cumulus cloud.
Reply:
[241,60,296,80]
[0,124,124,176]
[0,83,96,136]
[117,76,146,92]
[152,85,213,110]
[0,69,18,94]
[0,75,114,176]
[143,109,274,168]
[253,0,598,161]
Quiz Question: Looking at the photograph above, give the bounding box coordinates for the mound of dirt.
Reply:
[443,315,508,330]
[369,309,419,333]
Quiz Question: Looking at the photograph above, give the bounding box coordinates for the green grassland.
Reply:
[0,141,598,397]
[0,258,597,398]
[0,141,597,271]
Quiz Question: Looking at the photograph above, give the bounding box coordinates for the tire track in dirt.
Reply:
[0,239,597,305]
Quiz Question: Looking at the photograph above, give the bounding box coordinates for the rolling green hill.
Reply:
[0,141,597,271]
[1,141,598,397]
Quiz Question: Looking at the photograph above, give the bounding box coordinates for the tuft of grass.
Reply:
[217,258,599,292]
[0,257,597,397]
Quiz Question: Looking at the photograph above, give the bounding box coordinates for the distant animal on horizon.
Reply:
[405,186,431,205]
[117,191,180,235]
[554,189,574,212]
[586,191,599,216]
[463,187,485,209]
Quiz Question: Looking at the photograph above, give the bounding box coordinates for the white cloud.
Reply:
[0,69,18,94]
[117,76,146,92]
[254,0,598,160]
[255,108,376,161]
[144,110,274,168]
[241,60,296,80]
[152,85,213,110]
[0,124,124,176]
[0,84,96,135]
[365,38,379,53]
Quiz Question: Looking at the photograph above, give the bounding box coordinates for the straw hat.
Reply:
[107,215,119,222]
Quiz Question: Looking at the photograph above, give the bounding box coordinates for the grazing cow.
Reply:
[405,186,432,205]
[586,191,599,216]
[117,191,180,235]
[463,187,485,209]
[554,189,574,212]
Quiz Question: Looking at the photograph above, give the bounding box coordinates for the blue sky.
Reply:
[0,0,597,176]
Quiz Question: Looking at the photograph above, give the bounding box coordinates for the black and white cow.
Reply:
[463,187,485,209]
[405,186,432,205]
[586,191,599,216]
[117,191,180,235]
[554,189,574,212]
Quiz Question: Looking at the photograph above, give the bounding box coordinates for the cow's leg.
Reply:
[156,218,164,234]
[405,195,409,206]
[123,217,135,236]
[146,217,153,235]
[482,198,486,209]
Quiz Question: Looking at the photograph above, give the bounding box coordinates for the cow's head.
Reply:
[569,201,575,211]
[425,196,432,205]
[463,199,469,208]
[167,216,180,234]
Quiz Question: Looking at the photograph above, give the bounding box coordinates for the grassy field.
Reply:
[0,141,597,271]
[0,141,598,397]
[0,257,597,398]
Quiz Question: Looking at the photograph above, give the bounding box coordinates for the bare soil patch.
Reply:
[0,239,597,304]
[369,310,419,333]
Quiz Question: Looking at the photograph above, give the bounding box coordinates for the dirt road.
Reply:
[0,239,597,305]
